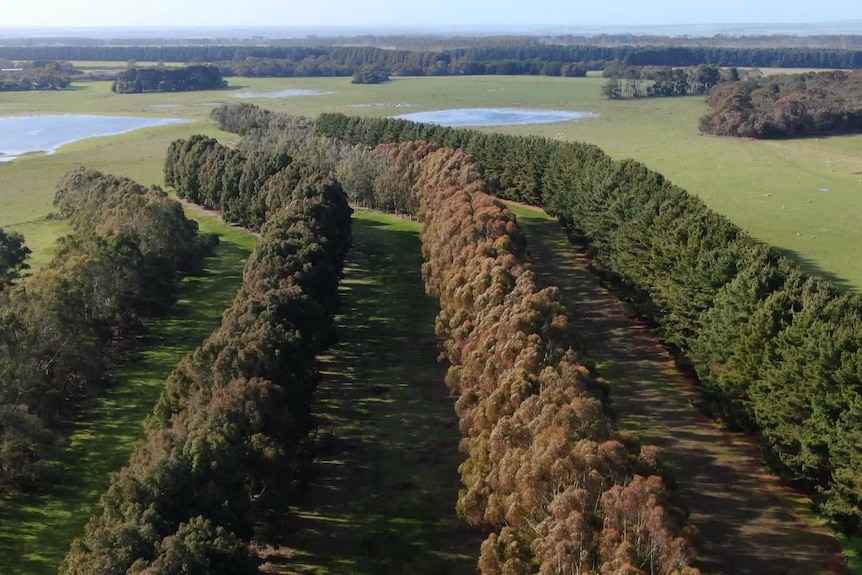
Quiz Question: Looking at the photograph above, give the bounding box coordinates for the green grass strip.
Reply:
[267,209,480,575]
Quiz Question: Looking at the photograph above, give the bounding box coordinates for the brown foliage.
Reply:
[411,144,698,573]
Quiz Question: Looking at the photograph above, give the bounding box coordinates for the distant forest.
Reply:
[1,43,861,77]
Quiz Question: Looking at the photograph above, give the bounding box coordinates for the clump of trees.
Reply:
[61,156,352,573]
[209,102,275,136]
[699,70,862,138]
[0,61,71,91]
[600,62,743,99]
[0,169,215,498]
[111,64,226,93]
[311,109,862,534]
[351,65,390,84]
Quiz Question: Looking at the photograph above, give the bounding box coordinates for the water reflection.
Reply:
[393,108,595,127]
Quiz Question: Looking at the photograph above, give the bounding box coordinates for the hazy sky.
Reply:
[1,0,859,28]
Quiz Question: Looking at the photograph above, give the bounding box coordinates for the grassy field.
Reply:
[0,214,256,575]
[3,73,858,289]
[263,209,480,574]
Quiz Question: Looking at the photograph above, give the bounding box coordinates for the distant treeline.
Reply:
[303,108,862,534]
[1,44,861,75]
[0,169,215,498]
[111,64,226,93]
[4,33,862,51]
[699,69,862,138]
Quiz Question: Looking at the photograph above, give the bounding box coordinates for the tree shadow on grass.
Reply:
[773,246,855,293]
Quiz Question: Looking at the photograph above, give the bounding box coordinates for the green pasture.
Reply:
[0,216,256,575]
[2,74,859,289]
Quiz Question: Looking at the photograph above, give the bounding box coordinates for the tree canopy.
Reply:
[699,70,862,138]
[112,65,226,93]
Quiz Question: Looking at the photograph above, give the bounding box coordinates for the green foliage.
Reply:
[351,65,390,84]
[63,144,352,572]
[0,228,30,289]
[0,62,71,91]
[0,168,213,500]
[112,65,226,94]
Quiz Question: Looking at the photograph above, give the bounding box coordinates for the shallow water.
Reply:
[233,89,332,99]
[348,102,413,108]
[393,108,595,127]
[0,115,192,162]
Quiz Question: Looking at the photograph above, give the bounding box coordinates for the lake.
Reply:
[0,115,192,162]
[393,108,595,127]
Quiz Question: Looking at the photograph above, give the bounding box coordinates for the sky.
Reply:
[0,0,859,29]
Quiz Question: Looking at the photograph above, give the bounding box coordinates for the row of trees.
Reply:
[111,65,226,93]
[213,54,592,78]
[61,154,353,573]
[3,43,860,76]
[0,61,71,90]
[0,169,215,497]
[699,69,862,138]
[311,110,862,532]
[163,134,309,230]
[408,144,699,574]
[601,62,749,99]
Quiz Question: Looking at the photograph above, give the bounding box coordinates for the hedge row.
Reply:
[380,141,700,574]
[60,165,352,572]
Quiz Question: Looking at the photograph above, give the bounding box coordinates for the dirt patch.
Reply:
[510,203,848,575]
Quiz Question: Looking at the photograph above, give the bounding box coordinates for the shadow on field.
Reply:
[773,246,855,293]
[260,212,481,575]
[509,203,848,575]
